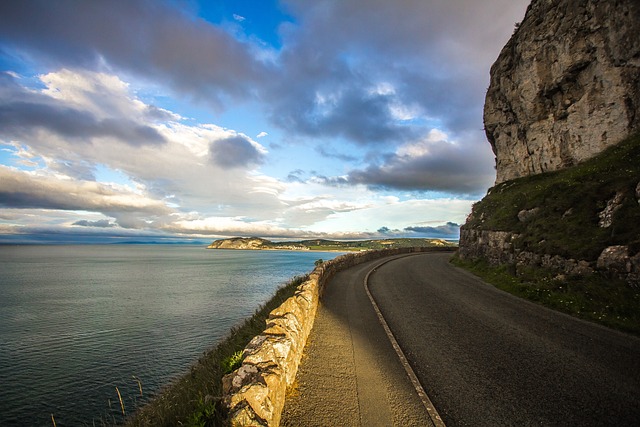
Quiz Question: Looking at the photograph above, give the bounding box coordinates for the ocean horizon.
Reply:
[0,244,341,426]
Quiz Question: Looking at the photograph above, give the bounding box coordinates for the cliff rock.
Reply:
[484,0,640,183]
[208,237,274,250]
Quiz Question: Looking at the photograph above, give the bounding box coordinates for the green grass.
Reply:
[452,256,640,335]
[123,274,309,427]
[303,239,456,252]
[464,132,640,261]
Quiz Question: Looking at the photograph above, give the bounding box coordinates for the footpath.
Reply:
[279,257,436,427]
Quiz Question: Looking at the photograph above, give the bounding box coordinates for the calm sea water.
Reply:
[0,245,340,426]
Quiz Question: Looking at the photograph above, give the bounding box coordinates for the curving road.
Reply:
[370,252,640,426]
[281,252,640,426]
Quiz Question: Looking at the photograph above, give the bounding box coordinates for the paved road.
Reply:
[370,252,640,426]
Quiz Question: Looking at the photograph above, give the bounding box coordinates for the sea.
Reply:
[0,245,341,426]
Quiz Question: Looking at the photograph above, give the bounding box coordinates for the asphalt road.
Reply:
[370,252,640,426]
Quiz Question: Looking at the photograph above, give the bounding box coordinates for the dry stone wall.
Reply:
[459,228,640,286]
[221,247,451,427]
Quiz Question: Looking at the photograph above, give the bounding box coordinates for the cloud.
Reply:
[0,72,166,146]
[73,219,115,228]
[0,166,172,218]
[0,69,283,218]
[0,0,269,107]
[345,130,496,195]
[316,145,358,162]
[209,135,267,169]
[405,222,460,239]
[268,82,417,145]
[264,0,528,147]
[256,131,268,138]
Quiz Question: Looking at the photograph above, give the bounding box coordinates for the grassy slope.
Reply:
[463,132,640,261]
[457,132,640,335]
[452,256,640,334]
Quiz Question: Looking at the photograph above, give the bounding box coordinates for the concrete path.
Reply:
[280,256,436,427]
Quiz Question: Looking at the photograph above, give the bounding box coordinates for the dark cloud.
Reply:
[377,226,391,234]
[0,0,268,107]
[316,145,358,162]
[0,167,171,216]
[405,222,460,239]
[73,219,115,228]
[347,135,496,195]
[209,136,265,169]
[269,82,416,145]
[286,169,306,183]
[266,0,529,145]
[0,73,166,146]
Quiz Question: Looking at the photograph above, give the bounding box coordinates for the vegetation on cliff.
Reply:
[463,132,640,261]
[457,132,640,334]
[452,256,640,335]
[208,237,456,251]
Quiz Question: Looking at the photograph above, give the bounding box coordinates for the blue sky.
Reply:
[0,0,529,244]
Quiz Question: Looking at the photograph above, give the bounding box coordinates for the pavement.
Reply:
[280,256,436,427]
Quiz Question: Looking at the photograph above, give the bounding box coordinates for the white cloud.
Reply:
[308,197,474,235]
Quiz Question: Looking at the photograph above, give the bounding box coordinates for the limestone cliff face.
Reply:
[485,0,640,183]
[208,237,273,250]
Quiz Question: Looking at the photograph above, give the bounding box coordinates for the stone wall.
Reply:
[221,247,452,427]
[484,0,640,184]
[459,228,640,286]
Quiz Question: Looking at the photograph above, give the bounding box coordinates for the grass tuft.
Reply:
[220,351,244,375]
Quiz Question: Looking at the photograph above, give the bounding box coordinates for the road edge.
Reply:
[364,254,447,427]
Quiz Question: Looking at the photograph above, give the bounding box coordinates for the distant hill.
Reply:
[207,237,457,251]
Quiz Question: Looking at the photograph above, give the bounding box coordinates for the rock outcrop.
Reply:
[484,0,640,184]
[207,237,280,250]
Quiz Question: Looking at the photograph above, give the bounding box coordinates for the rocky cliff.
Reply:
[485,0,640,184]
[461,0,640,286]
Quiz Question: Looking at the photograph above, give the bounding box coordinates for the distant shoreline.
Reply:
[207,237,458,252]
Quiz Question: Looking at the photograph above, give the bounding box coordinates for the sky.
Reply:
[0,0,530,244]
